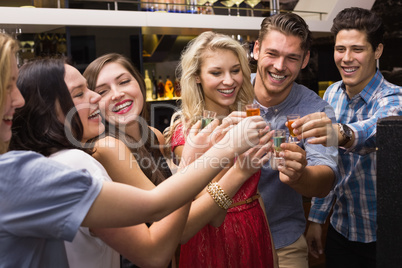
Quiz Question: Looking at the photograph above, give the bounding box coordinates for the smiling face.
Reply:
[94,62,143,127]
[63,64,104,143]
[253,30,309,107]
[196,49,243,115]
[1,55,25,143]
[334,29,383,97]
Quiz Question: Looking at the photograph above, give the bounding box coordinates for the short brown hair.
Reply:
[258,12,312,53]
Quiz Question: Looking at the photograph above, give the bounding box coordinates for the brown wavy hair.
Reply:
[84,53,170,185]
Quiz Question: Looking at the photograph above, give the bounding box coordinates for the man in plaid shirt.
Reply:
[291,7,402,268]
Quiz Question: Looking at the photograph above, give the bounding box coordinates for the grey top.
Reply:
[257,82,339,249]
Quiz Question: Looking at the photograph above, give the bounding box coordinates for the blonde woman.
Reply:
[165,31,277,267]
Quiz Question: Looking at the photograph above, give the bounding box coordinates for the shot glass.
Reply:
[201,110,217,129]
[245,103,260,117]
[271,129,286,170]
[286,114,300,143]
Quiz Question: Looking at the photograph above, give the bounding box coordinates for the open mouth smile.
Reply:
[217,88,235,95]
[342,67,358,73]
[88,109,100,119]
[2,115,13,126]
[269,72,286,81]
[112,100,133,114]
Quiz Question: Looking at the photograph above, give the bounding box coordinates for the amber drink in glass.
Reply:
[246,103,260,117]
[287,114,300,143]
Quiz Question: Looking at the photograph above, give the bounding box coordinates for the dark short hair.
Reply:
[258,12,312,53]
[10,58,88,156]
[331,7,384,50]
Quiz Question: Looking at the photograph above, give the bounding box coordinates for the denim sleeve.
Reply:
[308,192,336,224]
[348,89,402,155]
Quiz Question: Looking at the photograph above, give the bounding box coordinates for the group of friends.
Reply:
[1,6,401,268]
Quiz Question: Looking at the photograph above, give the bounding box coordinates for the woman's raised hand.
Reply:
[292,112,337,147]
[211,111,246,143]
[180,114,268,167]
[233,128,273,178]
[216,115,268,156]
[180,119,220,167]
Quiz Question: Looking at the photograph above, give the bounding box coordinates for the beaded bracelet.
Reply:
[206,182,233,210]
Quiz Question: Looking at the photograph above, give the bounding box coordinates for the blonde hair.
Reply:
[164,31,254,151]
[0,33,19,153]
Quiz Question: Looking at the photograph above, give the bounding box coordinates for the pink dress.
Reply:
[172,124,274,268]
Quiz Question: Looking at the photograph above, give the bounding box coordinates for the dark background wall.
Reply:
[372,0,402,85]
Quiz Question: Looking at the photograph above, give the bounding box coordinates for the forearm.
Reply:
[83,117,263,227]
[289,165,335,198]
[181,165,250,243]
[341,100,402,153]
[82,153,237,229]
[140,204,190,267]
[92,203,190,268]
[151,146,237,219]
[181,192,226,243]
[308,193,336,224]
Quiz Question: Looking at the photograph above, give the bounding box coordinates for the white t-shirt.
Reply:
[49,149,120,268]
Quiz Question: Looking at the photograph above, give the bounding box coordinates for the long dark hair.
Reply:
[84,53,169,185]
[9,58,91,156]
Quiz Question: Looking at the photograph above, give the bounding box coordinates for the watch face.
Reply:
[342,124,353,140]
[344,125,352,137]
[339,123,352,147]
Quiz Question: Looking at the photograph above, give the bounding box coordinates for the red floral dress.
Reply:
[172,124,274,268]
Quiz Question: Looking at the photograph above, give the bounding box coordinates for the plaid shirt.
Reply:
[308,70,402,243]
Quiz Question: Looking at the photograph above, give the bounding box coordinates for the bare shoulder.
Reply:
[93,136,130,160]
[96,136,128,149]
[149,126,165,146]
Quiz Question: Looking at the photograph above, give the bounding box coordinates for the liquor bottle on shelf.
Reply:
[157,76,165,99]
[56,34,67,56]
[151,70,158,100]
[164,75,174,99]
[174,77,181,97]
[144,69,153,101]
